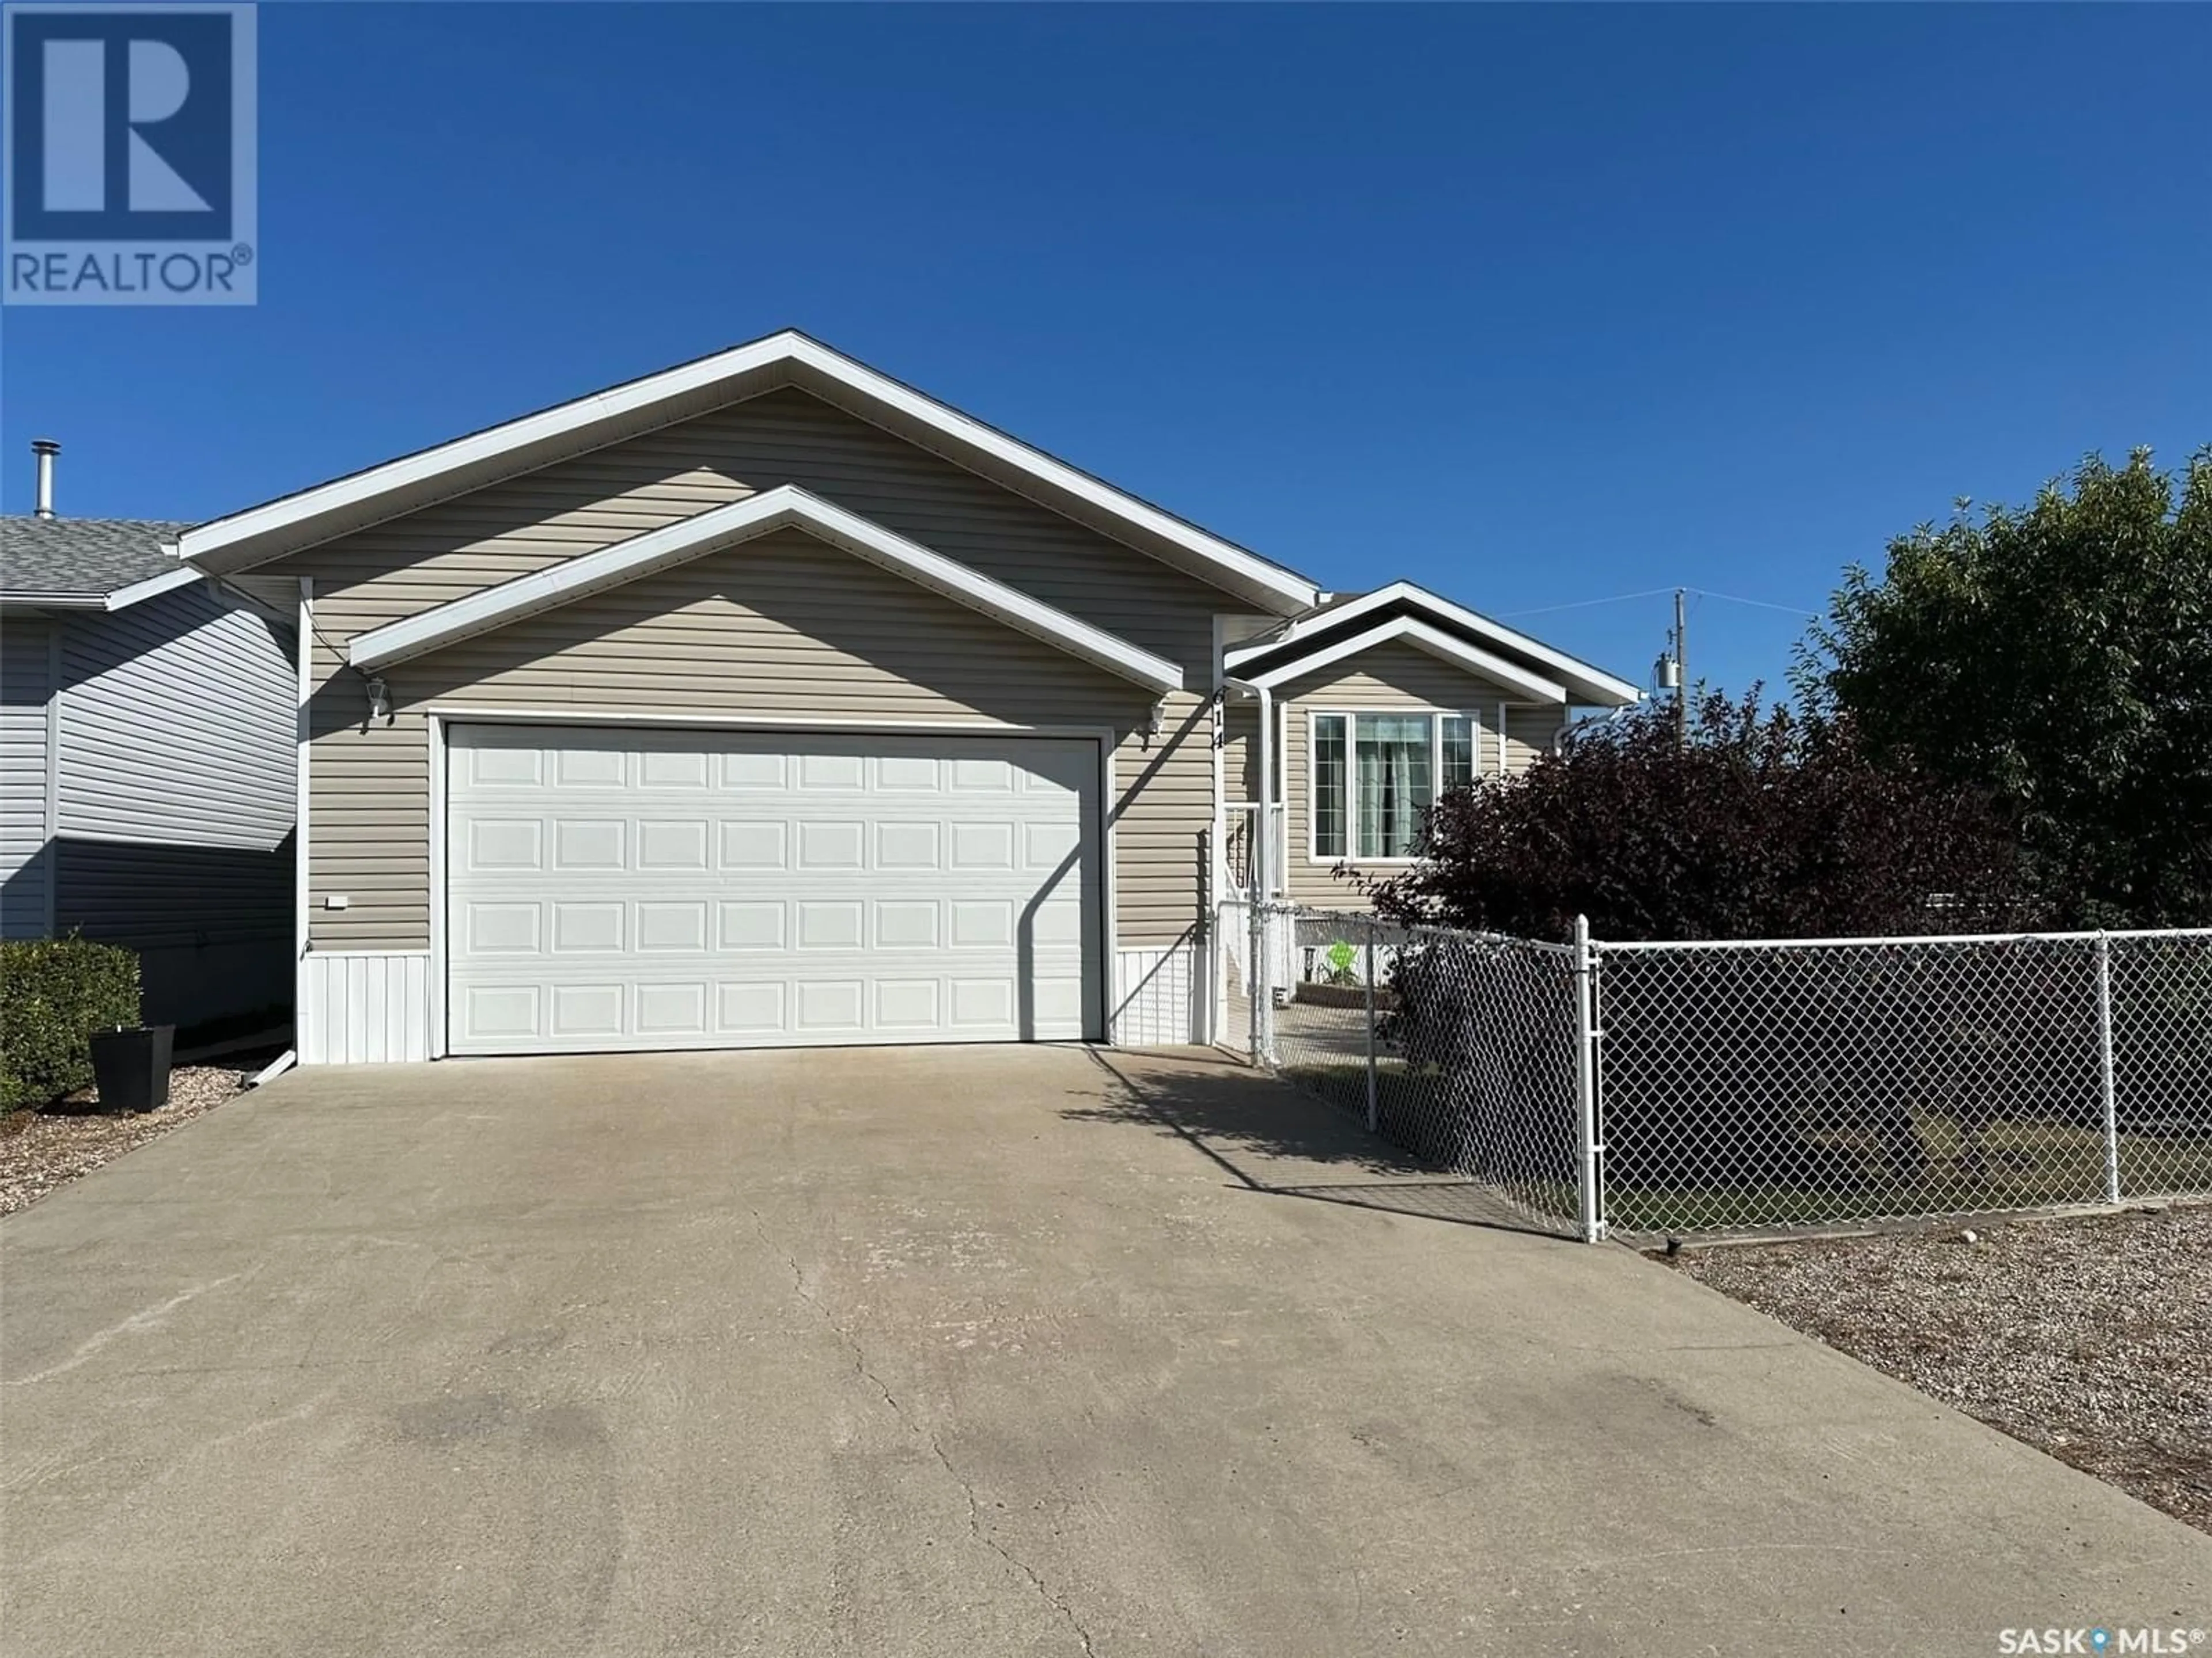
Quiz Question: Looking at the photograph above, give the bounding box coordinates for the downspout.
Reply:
[1222,675,1272,1063]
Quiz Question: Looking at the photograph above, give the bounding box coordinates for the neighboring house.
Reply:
[173,330,1635,1065]
[1,488,297,1031]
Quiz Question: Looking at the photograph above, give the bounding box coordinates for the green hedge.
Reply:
[1,937,142,1111]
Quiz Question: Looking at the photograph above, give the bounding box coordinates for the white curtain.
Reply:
[1355,715,1433,858]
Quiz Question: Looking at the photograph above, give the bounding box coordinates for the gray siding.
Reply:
[51,582,295,1025]
[1,618,54,938]
[58,582,294,854]
[266,388,1239,951]
[1,589,294,1025]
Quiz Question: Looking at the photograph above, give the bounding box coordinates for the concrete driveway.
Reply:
[4,1046,2206,1657]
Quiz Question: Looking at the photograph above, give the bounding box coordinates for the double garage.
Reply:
[442,723,1105,1056]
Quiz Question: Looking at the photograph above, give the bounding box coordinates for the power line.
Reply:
[1497,587,1680,619]
[1498,585,1820,621]
[1692,588,1824,619]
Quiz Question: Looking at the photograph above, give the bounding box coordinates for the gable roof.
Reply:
[346,484,1185,696]
[1234,613,1570,703]
[1,516,195,607]
[1226,579,1642,707]
[176,329,1320,614]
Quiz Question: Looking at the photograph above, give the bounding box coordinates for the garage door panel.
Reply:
[876,822,939,869]
[637,982,708,1036]
[877,755,939,791]
[721,821,786,870]
[797,821,865,870]
[639,749,710,789]
[637,820,709,870]
[467,902,541,953]
[551,984,625,1039]
[724,752,783,790]
[876,901,938,948]
[447,726,1101,1055]
[796,901,864,950]
[876,980,940,1029]
[718,981,785,1034]
[467,819,543,871]
[555,747,626,788]
[464,984,540,1040]
[798,753,865,791]
[796,980,865,1031]
[719,901,785,950]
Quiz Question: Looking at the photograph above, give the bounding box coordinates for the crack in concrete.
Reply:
[747,1209,1096,1657]
[5,1270,254,1387]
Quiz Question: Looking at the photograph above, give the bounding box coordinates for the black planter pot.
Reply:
[89,1025,175,1113]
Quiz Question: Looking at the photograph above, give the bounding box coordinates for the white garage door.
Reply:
[445,725,1101,1055]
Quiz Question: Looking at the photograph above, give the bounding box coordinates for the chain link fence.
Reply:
[1219,902,2212,1243]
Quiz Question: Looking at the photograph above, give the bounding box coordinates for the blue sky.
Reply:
[5,3,2207,698]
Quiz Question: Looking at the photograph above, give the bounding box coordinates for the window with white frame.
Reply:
[1310,711,1480,860]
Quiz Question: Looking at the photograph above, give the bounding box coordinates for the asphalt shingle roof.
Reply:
[0,516,191,600]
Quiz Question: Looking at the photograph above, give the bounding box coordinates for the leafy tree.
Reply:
[1794,447,2212,925]
[1361,691,2039,941]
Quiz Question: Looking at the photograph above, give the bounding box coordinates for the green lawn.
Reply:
[1273,1056,2212,1238]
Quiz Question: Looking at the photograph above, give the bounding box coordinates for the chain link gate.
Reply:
[1217,900,1597,1240]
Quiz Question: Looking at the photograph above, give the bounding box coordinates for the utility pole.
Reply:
[1673,587,1688,748]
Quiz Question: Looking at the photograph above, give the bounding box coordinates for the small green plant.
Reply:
[1321,939,1361,987]
[1,936,142,1111]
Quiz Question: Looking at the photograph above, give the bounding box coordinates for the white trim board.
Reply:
[175,330,1319,614]
[346,485,1184,696]
[423,704,1116,737]
[1226,580,1641,707]
[1237,613,1568,704]
[294,579,314,1052]
[104,565,203,611]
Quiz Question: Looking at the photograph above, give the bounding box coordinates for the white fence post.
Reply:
[1247,900,1263,1064]
[1364,915,1379,1133]
[2096,930,2120,1206]
[1573,914,1606,1243]
[1260,906,1278,1067]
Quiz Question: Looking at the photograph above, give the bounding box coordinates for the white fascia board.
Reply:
[105,564,204,610]
[346,484,1184,696]
[1244,614,1567,704]
[1228,578,1641,705]
[177,335,800,571]
[178,330,1319,612]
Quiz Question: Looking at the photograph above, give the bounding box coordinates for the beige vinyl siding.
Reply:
[309,532,1154,948]
[1263,640,1558,908]
[279,389,1238,950]
[1220,700,1260,806]
[1504,705,1570,772]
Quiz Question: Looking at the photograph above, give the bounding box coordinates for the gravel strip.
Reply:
[0,1065,253,1216]
[1675,1205,2212,1534]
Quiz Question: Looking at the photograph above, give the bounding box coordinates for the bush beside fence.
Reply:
[1221,901,2212,1242]
[0,937,142,1111]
